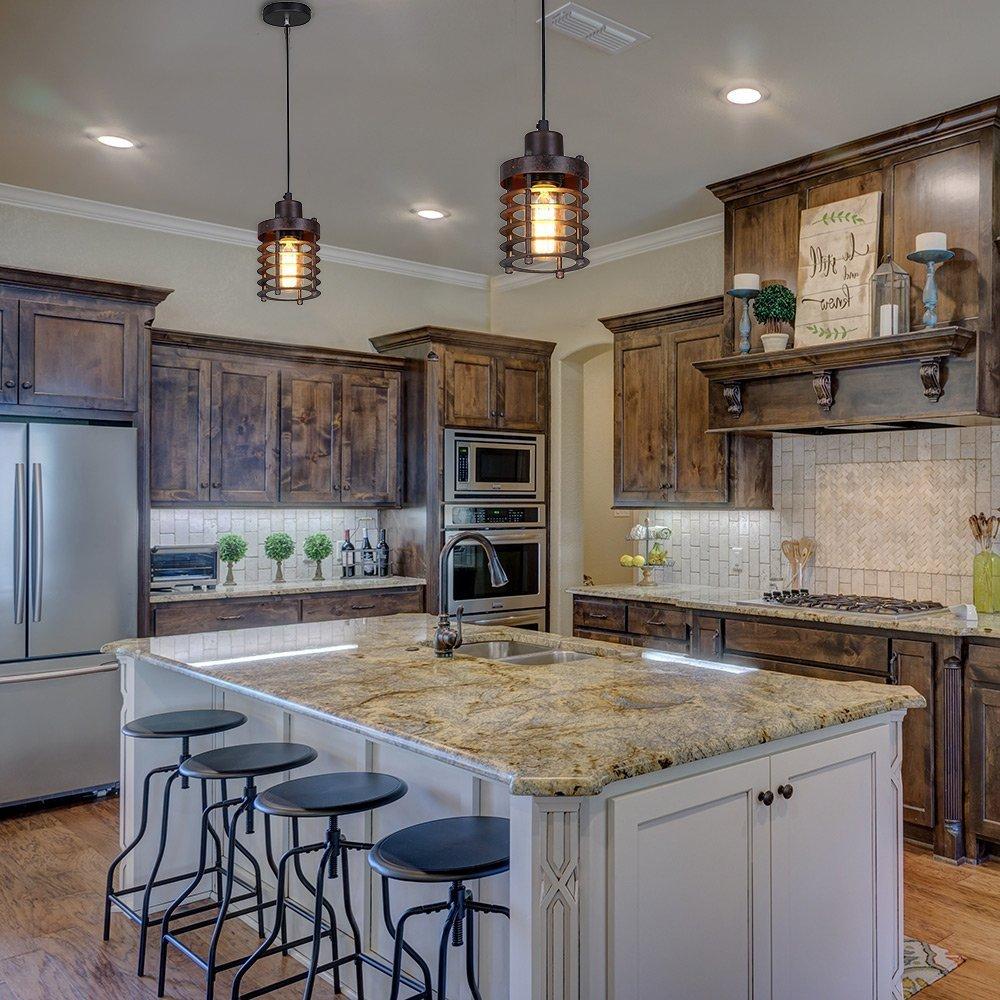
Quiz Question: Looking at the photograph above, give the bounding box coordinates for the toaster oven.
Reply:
[150,544,219,591]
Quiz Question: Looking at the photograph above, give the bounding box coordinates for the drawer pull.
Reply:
[216,613,245,621]
[350,603,376,611]
[588,612,609,620]
[646,617,672,627]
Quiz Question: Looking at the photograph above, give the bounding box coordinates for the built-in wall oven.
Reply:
[443,504,546,615]
[444,429,544,502]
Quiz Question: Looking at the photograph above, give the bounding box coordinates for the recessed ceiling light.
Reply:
[725,86,764,106]
[412,208,450,220]
[94,134,137,148]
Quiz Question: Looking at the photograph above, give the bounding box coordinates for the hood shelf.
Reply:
[693,327,989,434]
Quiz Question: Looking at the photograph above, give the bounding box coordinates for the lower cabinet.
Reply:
[966,643,1000,845]
[152,585,425,636]
[610,722,901,999]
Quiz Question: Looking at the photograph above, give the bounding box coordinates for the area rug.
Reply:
[903,937,965,997]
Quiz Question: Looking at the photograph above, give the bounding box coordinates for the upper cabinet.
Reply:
[150,332,404,507]
[699,97,1000,433]
[0,267,170,416]
[603,298,772,509]
[374,327,554,435]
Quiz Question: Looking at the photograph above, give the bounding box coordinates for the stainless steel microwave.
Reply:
[444,430,544,501]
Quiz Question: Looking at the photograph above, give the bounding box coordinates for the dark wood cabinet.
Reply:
[17,300,140,411]
[497,356,547,431]
[300,586,422,621]
[280,365,343,504]
[150,352,211,502]
[341,371,400,504]
[892,639,936,831]
[0,297,18,405]
[444,349,496,427]
[604,298,771,509]
[443,346,548,432]
[966,643,1000,846]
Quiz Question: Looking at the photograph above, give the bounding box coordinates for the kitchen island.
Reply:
[109,614,922,1000]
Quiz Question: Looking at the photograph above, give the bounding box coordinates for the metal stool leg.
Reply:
[381,877,434,997]
[205,797,250,1000]
[464,894,482,1000]
[436,905,459,1000]
[387,901,448,1000]
[340,842,366,1000]
[301,840,336,1000]
[291,819,340,988]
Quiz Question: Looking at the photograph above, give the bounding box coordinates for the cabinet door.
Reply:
[279,365,343,503]
[610,757,771,1000]
[668,323,728,503]
[967,645,1000,842]
[17,301,139,411]
[497,356,547,431]
[444,349,496,427]
[770,725,897,1000]
[209,360,279,503]
[614,330,671,504]
[150,352,211,503]
[892,639,935,830]
[341,371,400,504]
[0,297,17,404]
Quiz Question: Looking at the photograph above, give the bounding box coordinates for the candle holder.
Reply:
[906,248,955,328]
[727,287,760,355]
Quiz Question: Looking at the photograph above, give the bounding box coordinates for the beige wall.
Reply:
[490,234,724,631]
[0,203,489,348]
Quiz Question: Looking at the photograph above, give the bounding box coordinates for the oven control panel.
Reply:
[444,504,545,529]
[456,445,470,483]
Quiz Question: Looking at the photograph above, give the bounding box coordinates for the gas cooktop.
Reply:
[738,591,948,619]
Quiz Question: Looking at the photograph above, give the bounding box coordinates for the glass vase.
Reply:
[973,550,993,614]
[992,551,1000,613]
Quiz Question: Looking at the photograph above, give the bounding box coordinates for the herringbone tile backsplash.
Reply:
[642,426,1000,605]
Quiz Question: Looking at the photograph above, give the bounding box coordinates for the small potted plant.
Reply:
[263,532,295,584]
[752,283,796,351]
[303,532,333,581]
[217,532,248,587]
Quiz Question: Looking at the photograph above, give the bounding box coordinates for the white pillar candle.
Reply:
[733,272,760,290]
[879,303,899,337]
[915,231,948,252]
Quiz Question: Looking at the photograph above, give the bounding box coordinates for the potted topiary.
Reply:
[303,532,333,581]
[263,532,295,584]
[217,532,248,587]
[752,283,796,351]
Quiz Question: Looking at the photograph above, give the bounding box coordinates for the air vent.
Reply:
[543,3,650,54]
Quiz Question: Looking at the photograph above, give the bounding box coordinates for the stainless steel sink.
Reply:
[500,649,593,665]
[458,640,549,660]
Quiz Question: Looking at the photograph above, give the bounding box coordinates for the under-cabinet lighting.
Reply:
[643,650,757,674]
[192,644,359,668]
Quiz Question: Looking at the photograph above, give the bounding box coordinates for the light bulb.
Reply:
[277,236,303,290]
[529,184,560,257]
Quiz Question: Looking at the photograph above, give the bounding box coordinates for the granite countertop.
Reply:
[150,576,426,604]
[107,613,923,797]
[567,582,1000,638]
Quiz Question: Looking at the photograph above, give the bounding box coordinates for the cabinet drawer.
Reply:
[627,602,688,641]
[573,597,627,632]
[154,597,300,636]
[300,587,423,622]
[724,618,889,676]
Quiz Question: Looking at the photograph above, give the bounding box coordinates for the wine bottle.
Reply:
[361,528,376,577]
[341,529,355,578]
[376,529,390,577]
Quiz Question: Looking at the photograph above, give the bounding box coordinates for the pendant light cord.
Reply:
[284,22,292,197]
[540,0,546,124]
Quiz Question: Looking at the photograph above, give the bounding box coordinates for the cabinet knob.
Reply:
[758,790,774,806]
[777,784,794,800]
[200,482,209,489]
[21,381,32,389]
[212,481,221,489]
[660,482,672,491]
[3,379,14,388]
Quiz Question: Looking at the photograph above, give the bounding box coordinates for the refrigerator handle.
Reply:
[13,463,26,624]
[30,462,42,623]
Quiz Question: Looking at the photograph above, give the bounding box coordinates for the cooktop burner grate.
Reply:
[748,591,947,618]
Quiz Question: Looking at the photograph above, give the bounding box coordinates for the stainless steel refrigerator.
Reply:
[0,422,137,807]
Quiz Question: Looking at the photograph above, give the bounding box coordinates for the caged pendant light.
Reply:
[499,0,590,278]
[257,2,320,302]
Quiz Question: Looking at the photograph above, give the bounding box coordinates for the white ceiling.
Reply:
[1,0,999,274]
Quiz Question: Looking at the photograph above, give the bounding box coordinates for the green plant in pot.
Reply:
[217,533,248,587]
[303,532,333,581]
[752,283,796,350]
[264,532,295,584]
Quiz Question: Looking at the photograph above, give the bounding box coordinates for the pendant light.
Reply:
[499,0,590,277]
[257,2,320,302]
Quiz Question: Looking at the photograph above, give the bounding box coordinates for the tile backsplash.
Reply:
[151,508,379,584]
[644,426,1000,605]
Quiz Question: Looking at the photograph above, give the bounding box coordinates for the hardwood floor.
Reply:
[0,796,998,998]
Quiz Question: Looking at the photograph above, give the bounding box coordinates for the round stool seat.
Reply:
[122,709,247,740]
[255,771,407,818]
[368,816,509,883]
[179,742,317,780]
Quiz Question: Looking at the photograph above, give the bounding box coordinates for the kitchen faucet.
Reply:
[434,531,509,657]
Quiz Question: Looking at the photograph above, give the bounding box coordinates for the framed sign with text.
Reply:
[794,191,881,346]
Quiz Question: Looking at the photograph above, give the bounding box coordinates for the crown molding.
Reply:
[491,213,724,292]
[0,182,490,290]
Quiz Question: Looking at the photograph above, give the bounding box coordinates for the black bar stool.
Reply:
[232,771,431,1000]
[368,816,511,1000]
[156,741,318,1000]
[104,708,247,976]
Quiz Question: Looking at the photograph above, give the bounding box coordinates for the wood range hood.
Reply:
[696,96,1000,435]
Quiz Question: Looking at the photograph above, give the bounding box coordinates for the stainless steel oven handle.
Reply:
[13,463,26,624]
[446,529,546,544]
[30,462,42,623]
